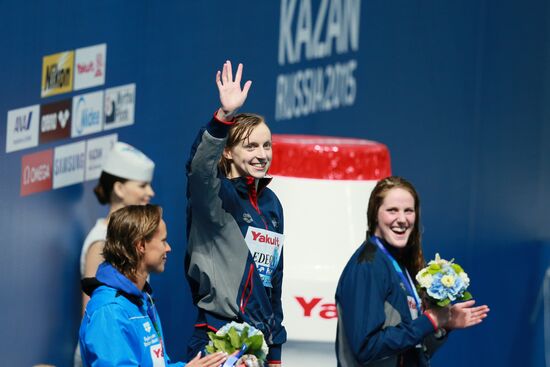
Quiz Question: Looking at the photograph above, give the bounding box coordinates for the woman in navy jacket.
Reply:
[185,61,286,367]
[336,176,489,366]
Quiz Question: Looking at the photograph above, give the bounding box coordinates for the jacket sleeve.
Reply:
[266,201,286,364]
[423,330,448,358]
[80,304,141,366]
[336,259,436,364]
[186,116,233,226]
[266,249,285,363]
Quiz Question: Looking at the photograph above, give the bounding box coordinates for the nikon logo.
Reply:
[41,51,74,97]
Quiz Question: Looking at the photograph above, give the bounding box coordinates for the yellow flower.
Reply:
[441,275,455,288]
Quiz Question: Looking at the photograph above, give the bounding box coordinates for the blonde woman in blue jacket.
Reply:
[80,205,227,367]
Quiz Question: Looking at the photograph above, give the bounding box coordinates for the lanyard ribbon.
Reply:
[372,236,422,314]
[146,293,164,346]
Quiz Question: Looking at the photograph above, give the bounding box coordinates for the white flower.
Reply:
[441,275,456,288]
[428,253,453,267]
[416,272,434,288]
[459,271,470,287]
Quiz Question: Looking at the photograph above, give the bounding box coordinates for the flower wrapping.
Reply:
[205,321,268,366]
[416,253,473,307]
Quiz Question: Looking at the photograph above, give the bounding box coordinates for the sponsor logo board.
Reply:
[104,83,136,130]
[74,43,107,91]
[6,105,40,153]
[85,133,117,181]
[40,99,72,143]
[41,51,74,97]
[21,149,53,196]
[72,90,104,137]
[53,141,86,189]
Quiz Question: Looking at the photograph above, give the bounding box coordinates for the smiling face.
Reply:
[373,187,417,249]
[141,219,171,274]
[223,122,272,179]
[115,180,155,206]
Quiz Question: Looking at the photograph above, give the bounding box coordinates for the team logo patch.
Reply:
[243,212,253,223]
[271,218,279,228]
[143,321,152,333]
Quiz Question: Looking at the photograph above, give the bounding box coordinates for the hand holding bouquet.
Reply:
[205,321,268,367]
[416,253,472,307]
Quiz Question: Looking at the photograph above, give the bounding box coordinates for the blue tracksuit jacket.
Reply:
[336,239,445,367]
[79,263,184,367]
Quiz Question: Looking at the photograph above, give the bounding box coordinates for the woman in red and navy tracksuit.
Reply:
[336,176,490,366]
[185,61,286,367]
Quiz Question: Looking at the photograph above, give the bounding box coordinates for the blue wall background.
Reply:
[0,0,548,366]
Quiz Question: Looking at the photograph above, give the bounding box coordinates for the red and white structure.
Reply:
[269,134,391,342]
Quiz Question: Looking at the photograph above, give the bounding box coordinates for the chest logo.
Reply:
[243,212,253,223]
[143,321,152,333]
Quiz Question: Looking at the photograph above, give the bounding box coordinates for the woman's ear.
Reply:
[222,148,232,160]
[136,240,146,255]
[112,181,125,201]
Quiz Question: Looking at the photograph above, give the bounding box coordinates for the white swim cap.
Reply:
[102,142,155,182]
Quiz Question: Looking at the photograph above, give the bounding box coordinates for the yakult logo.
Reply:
[150,343,165,367]
[251,230,281,246]
[20,149,53,196]
[74,44,107,91]
[295,296,337,320]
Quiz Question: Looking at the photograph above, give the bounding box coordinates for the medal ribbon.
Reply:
[372,236,422,314]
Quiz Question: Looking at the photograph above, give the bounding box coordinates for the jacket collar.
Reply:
[82,263,153,306]
[231,175,272,196]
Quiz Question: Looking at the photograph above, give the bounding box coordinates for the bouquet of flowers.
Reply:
[415,253,472,307]
[205,321,268,367]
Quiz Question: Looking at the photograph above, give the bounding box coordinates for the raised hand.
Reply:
[187,351,227,367]
[216,60,252,120]
[446,300,490,329]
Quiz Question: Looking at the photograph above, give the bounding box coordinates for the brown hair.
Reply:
[219,113,269,176]
[93,172,128,205]
[366,176,425,276]
[103,204,163,280]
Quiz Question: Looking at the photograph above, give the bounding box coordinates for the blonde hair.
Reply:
[103,204,162,280]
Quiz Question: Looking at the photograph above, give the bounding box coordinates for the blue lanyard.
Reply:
[145,293,164,346]
[372,236,422,313]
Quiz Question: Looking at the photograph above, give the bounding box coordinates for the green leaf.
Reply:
[213,338,236,354]
[245,334,264,352]
[207,331,217,342]
[241,326,249,341]
[205,344,216,354]
[436,298,451,307]
[451,264,464,273]
[429,264,441,271]
[461,291,473,301]
[228,327,241,349]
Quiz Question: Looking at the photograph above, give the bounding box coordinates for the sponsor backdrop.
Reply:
[0,1,549,366]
